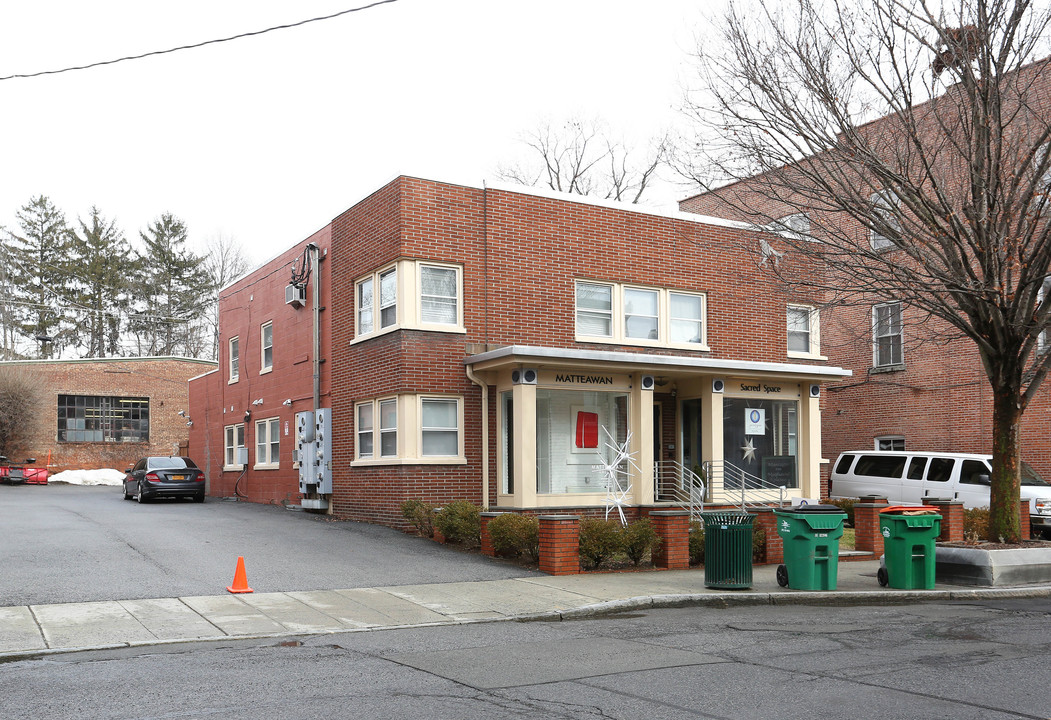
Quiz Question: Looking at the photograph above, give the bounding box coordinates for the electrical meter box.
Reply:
[313,408,333,494]
[296,410,316,492]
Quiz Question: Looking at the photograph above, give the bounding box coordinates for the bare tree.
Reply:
[202,233,251,361]
[680,0,1051,541]
[0,364,43,459]
[498,118,669,204]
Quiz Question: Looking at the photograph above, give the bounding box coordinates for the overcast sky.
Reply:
[0,1,708,266]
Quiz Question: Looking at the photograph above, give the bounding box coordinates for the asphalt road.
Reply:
[0,483,538,606]
[5,598,1051,719]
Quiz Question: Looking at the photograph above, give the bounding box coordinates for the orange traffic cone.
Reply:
[226,556,253,594]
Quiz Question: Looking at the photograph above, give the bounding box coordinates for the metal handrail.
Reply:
[702,460,788,511]
[653,460,706,522]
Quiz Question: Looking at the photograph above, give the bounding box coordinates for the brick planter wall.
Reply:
[752,508,783,565]
[649,510,690,569]
[480,511,503,557]
[854,496,889,555]
[929,500,964,542]
[539,515,580,575]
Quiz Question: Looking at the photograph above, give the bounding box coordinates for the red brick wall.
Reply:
[2,357,215,473]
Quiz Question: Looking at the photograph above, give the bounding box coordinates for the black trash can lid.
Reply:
[786,504,845,514]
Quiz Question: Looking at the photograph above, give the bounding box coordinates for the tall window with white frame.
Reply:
[576,282,613,337]
[870,190,901,251]
[379,268,397,328]
[357,277,374,335]
[873,302,904,368]
[420,264,459,326]
[225,423,245,468]
[624,287,659,340]
[669,292,705,345]
[229,337,239,382]
[420,397,459,456]
[787,305,818,356]
[260,321,273,373]
[379,398,398,457]
[255,418,279,467]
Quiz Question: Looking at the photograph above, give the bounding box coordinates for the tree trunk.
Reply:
[989,387,1023,542]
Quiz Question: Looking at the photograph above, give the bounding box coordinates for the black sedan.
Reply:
[123,456,206,503]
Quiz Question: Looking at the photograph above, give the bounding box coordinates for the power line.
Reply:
[0,0,399,82]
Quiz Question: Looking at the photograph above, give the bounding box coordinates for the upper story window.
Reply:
[260,322,273,373]
[769,212,812,240]
[870,190,901,251]
[787,304,821,358]
[575,280,707,350]
[354,261,465,341]
[229,336,239,382]
[873,301,904,368]
[58,395,149,443]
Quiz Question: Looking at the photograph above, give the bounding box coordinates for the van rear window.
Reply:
[834,454,855,475]
[853,455,906,478]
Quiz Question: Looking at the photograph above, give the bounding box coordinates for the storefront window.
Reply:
[536,389,628,494]
[722,397,798,488]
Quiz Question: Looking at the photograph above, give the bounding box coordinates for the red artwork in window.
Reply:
[575,411,598,449]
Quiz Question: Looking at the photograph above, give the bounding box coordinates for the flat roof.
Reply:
[465,345,851,379]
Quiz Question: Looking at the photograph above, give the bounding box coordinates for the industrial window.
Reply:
[254,417,280,468]
[873,302,904,367]
[575,280,707,349]
[260,321,273,373]
[229,336,239,382]
[57,395,149,443]
[787,305,820,357]
[224,423,245,469]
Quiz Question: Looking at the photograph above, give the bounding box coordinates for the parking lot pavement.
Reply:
[0,484,539,606]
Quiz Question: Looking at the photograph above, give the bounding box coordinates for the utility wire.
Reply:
[0,0,399,82]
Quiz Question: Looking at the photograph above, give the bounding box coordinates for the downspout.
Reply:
[466,365,489,510]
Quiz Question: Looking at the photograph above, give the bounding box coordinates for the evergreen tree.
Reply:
[132,213,212,357]
[69,207,132,358]
[8,196,74,358]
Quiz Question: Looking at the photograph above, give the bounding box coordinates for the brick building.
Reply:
[0,357,215,473]
[189,176,849,527]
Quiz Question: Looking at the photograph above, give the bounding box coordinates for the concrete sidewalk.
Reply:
[3,560,1050,659]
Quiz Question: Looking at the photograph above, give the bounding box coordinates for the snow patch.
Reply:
[49,469,125,486]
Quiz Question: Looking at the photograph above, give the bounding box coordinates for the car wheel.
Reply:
[136,483,148,503]
[123,484,132,501]
[193,494,205,503]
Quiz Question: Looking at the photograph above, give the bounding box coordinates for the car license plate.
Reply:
[172,474,186,481]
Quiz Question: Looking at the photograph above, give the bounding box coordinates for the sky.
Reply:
[0,1,710,267]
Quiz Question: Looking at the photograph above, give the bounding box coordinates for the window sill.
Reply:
[575,335,710,353]
[787,351,828,361]
[259,367,273,375]
[351,457,467,467]
[252,463,280,470]
[222,465,246,472]
[869,364,906,374]
[228,377,239,385]
[350,324,401,345]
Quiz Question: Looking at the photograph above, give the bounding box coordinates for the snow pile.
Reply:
[49,468,125,486]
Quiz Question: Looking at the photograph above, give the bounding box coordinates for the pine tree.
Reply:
[69,207,132,358]
[132,213,213,357]
[8,196,74,358]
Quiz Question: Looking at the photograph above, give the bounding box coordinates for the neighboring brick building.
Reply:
[189,176,849,528]
[0,357,216,473]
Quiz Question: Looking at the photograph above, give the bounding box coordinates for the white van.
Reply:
[829,450,1051,537]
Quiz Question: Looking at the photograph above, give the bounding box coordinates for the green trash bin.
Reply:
[700,512,756,589]
[773,505,848,590]
[877,506,942,589]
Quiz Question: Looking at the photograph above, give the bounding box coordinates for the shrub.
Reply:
[621,518,662,566]
[433,500,482,547]
[578,517,623,569]
[400,499,435,537]
[752,525,767,564]
[689,521,705,565]
[963,507,990,542]
[823,497,857,527]
[487,513,540,560]
[0,366,43,458]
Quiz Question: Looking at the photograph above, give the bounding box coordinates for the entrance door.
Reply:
[681,398,703,480]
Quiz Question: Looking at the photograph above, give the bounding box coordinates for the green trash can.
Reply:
[877,506,942,589]
[773,505,848,590]
[700,512,756,589]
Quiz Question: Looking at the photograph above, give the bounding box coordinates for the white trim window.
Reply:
[769,212,812,240]
[787,304,821,357]
[870,190,901,251]
[419,263,460,327]
[357,276,374,336]
[379,398,398,457]
[224,423,245,469]
[254,417,280,468]
[1038,276,1051,353]
[356,402,374,459]
[356,265,398,338]
[229,337,239,383]
[356,397,398,459]
[873,302,904,368]
[876,436,905,451]
[260,321,273,373]
[575,280,707,350]
[420,397,460,457]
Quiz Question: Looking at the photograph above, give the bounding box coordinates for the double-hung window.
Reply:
[870,190,901,251]
[260,322,273,373]
[225,424,245,468]
[229,337,239,382]
[575,281,707,349]
[419,264,459,326]
[356,266,398,337]
[355,261,464,340]
[254,418,280,468]
[787,305,820,357]
[421,397,459,457]
[355,395,464,463]
[873,302,904,368]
